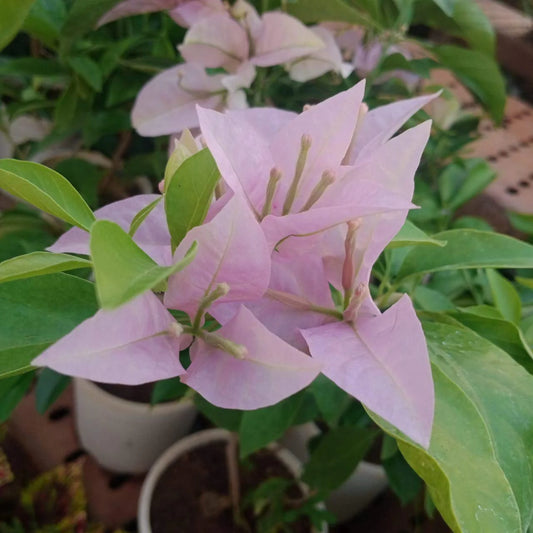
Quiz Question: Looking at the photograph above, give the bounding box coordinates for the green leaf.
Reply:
[414,1,494,56]
[516,276,533,289]
[486,269,522,324]
[61,0,123,45]
[309,374,351,426]
[130,197,163,237]
[413,286,455,312]
[0,273,98,378]
[54,158,101,209]
[0,58,67,77]
[371,315,533,532]
[388,220,446,249]
[67,56,103,92]
[287,0,372,26]
[0,373,35,422]
[432,45,505,123]
[0,0,36,51]
[22,0,67,47]
[0,251,91,284]
[449,307,533,373]
[194,394,242,432]
[151,377,188,405]
[508,212,533,235]
[0,159,95,231]
[381,436,422,505]
[35,368,70,414]
[239,393,305,458]
[165,148,219,252]
[432,0,455,16]
[397,229,533,279]
[90,220,197,309]
[302,426,378,494]
[438,159,496,210]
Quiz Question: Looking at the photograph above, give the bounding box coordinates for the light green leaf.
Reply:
[450,307,533,373]
[0,252,91,284]
[371,315,533,533]
[486,269,522,324]
[165,148,219,252]
[516,276,533,289]
[90,220,197,309]
[0,273,98,378]
[397,229,533,279]
[432,45,505,123]
[129,196,162,237]
[388,220,446,249]
[0,159,95,231]
[302,426,378,493]
[0,0,36,51]
[413,286,455,312]
[239,393,305,458]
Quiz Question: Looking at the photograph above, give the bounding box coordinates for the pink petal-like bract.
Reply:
[183,306,321,409]
[98,0,182,26]
[179,14,249,71]
[347,92,439,163]
[288,25,346,82]
[164,195,270,318]
[270,81,365,212]
[197,106,274,211]
[169,0,225,27]
[33,292,185,385]
[132,64,225,136]
[302,295,434,448]
[252,12,325,67]
[48,194,172,265]
[322,121,432,289]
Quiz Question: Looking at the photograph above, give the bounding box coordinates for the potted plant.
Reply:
[137,428,330,533]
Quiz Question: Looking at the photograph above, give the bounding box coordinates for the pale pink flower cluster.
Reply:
[99,0,354,136]
[34,85,437,448]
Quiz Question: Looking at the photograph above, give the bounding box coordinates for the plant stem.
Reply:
[226,433,242,525]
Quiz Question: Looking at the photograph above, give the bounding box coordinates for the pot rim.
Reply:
[74,377,192,415]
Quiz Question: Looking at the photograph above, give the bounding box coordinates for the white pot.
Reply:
[138,428,328,533]
[74,378,197,474]
[280,423,388,523]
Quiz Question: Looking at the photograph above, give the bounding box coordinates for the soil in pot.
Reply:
[96,382,155,404]
[150,440,312,533]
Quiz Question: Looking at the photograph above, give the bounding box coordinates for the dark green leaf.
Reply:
[239,393,305,458]
[67,56,103,92]
[194,394,242,432]
[54,158,101,208]
[0,373,34,422]
[0,273,98,377]
[151,377,188,405]
[35,368,70,414]
[287,0,372,26]
[302,426,378,493]
[22,0,67,47]
[309,375,351,426]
